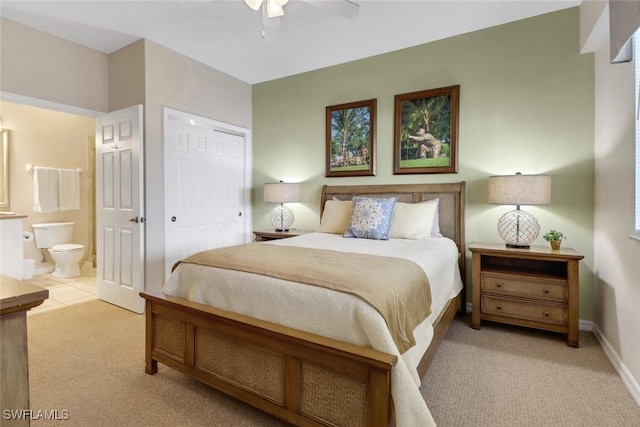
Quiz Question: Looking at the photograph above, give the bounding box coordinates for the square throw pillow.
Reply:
[344,196,397,240]
[318,199,352,234]
[389,199,439,240]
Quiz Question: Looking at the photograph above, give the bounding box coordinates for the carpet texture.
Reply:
[421,317,640,426]
[25,300,640,426]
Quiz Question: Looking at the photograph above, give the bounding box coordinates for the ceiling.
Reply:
[1,0,581,84]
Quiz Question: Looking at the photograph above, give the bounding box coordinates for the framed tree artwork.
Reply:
[326,99,376,177]
[393,85,459,174]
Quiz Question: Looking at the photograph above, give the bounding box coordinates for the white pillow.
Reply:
[389,199,439,240]
[431,198,443,237]
[318,199,352,234]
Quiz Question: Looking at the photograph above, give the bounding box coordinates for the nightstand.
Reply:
[469,242,584,347]
[253,229,313,241]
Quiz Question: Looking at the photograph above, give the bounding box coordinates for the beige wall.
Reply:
[1,101,94,269]
[108,40,146,111]
[252,8,596,319]
[0,18,109,112]
[586,5,640,404]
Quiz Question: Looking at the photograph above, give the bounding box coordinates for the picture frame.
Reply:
[393,85,459,174]
[326,99,376,177]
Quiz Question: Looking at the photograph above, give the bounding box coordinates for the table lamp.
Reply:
[263,181,300,232]
[488,172,551,248]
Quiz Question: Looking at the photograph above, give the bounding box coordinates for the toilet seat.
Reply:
[50,243,85,252]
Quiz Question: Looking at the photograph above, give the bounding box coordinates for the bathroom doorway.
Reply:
[0,93,99,291]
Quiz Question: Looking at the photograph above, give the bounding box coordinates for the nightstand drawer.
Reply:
[481,296,567,326]
[481,272,567,303]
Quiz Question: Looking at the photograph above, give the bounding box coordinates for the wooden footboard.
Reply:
[141,289,462,427]
[141,290,397,427]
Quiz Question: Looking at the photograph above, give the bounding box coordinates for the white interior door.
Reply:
[96,105,144,314]
[164,109,250,278]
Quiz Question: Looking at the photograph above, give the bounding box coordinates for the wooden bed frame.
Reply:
[141,182,466,427]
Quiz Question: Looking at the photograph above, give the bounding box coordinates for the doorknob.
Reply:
[171,216,177,222]
[129,217,140,223]
[238,212,242,217]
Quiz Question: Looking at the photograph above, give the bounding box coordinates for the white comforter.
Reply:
[162,232,463,427]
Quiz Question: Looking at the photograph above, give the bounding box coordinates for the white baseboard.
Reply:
[592,324,640,406]
[579,319,594,331]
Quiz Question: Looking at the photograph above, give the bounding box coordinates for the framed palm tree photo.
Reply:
[394,85,459,174]
[326,99,376,177]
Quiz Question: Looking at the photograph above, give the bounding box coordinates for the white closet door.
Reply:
[163,109,250,279]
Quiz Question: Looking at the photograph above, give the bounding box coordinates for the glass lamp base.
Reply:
[269,205,294,231]
[497,209,539,248]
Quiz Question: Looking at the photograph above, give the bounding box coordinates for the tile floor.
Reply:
[25,265,97,315]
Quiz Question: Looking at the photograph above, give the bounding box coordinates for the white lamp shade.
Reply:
[264,182,300,203]
[488,174,551,206]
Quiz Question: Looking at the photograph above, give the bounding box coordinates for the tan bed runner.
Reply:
[174,242,432,353]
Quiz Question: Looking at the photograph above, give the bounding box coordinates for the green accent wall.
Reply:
[252,8,595,319]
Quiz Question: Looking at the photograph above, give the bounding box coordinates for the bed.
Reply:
[141,182,466,427]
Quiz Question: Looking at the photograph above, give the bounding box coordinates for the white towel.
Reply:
[33,167,59,213]
[58,168,80,211]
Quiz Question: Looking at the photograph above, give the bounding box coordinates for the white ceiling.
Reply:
[1,0,580,84]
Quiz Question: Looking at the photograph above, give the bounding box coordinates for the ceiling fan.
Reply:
[244,0,289,18]
[244,0,359,40]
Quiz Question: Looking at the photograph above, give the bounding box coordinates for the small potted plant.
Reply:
[543,229,565,250]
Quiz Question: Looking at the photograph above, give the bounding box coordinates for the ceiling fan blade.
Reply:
[244,0,263,11]
[266,0,285,18]
[262,4,281,41]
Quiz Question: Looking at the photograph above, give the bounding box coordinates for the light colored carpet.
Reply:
[421,317,640,426]
[27,300,288,426]
[25,300,640,426]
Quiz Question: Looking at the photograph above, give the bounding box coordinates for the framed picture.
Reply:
[326,99,376,177]
[393,85,459,174]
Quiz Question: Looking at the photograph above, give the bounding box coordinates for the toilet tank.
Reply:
[32,222,75,249]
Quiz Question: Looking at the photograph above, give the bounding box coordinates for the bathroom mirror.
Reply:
[0,128,9,209]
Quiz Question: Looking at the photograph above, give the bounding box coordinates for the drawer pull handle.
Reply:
[496,305,502,310]
[544,311,550,317]
[496,283,503,288]
[543,289,550,294]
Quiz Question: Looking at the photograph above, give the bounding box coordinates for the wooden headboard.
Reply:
[320,182,466,279]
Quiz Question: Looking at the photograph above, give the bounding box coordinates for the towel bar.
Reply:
[26,164,82,173]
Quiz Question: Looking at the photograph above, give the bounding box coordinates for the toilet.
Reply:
[32,222,85,278]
